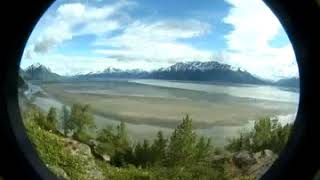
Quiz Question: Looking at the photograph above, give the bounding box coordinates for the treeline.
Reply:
[22,103,293,180]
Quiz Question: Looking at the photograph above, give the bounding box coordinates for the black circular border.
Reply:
[1,0,319,179]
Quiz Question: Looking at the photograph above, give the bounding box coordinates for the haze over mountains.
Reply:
[20,61,299,87]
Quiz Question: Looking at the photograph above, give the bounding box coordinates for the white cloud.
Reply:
[94,20,213,66]
[20,53,168,75]
[223,0,298,80]
[24,1,132,57]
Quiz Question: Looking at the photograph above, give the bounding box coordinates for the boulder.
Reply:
[47,165,70,180]
[233,150,257,168]
[61,138,104,180]
[248,150,278,179]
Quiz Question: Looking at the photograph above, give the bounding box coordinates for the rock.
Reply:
[102,154,111,162]
[248,150,278,179]
[61,138,105,180]
[63,138,92,157]
[47,165,70,180]
[233,150,257,168]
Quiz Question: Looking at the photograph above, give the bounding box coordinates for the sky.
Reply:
[21,0,299,80]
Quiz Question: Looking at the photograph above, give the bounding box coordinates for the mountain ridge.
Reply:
[21,61,298,87]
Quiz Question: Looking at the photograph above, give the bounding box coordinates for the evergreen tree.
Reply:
[69,103,95,142]
[46,107,58,132]
[166,114,196,167]
[194,136,212,163]
[151,131,167,165]
[134,140,152,168]
[61,105,71,136]
[34,110,47,129]
[226,117,292,153]
[116,121,129,149]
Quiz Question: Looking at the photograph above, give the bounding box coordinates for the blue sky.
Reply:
[21,0,298,80]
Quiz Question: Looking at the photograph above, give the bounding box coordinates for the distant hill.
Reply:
[75,67,149,79]
[75,61,265,84]
[23,61,268,85]
[22,63,61,81]
[148,61,265,84]
[275,77,299,88]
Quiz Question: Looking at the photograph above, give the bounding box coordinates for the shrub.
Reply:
[226,117,293,153]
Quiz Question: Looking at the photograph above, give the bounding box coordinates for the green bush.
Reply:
[226,117,292,153]
[25,120,90,179]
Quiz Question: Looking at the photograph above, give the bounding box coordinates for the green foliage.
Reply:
[46,107,58,132]
[116,121,129,148]
[226,117,292,153]
[194,136,212,163]
[111,146,135,167]
[23,105,58,133]
[133,140,153,168]
[166,114,196,167]
[150,131,167,165]
[25,119,90,179]
[96,160,153,180]
[61,105,71,136]
[23,104,282,180]
[96,122,130,157]
[69,103,95,142]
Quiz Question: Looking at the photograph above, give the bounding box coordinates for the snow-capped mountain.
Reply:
[159,61,232,72]
[76,66,149,79]
[73,61,265,84]
[149,61,264,84]
[23,63,61,81]
[23,61,266,84]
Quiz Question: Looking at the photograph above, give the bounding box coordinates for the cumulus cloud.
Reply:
[25,1,131,56]
[21,53,169,75]
[223,0,298,80]
[22,0,298,79]
[94,20,213,65]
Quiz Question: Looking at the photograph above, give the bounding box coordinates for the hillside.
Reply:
[149,61,264,84]
[22,62,300,87]
[22,63,61,81]
[275,77,299,88]
[74,61,265,85]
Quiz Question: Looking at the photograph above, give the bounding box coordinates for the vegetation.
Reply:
[22,102,292,180]
[226,117,292,153]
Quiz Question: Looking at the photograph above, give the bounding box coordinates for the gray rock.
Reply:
[249,150,278,179]
[233,150,257,168]
[47,165,70,180]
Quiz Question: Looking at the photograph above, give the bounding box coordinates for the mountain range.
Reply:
[21,63,61,81]
[274,77,299,88]
[20,61,299,87]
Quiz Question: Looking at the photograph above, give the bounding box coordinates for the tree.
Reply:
[166,114,197,167]
[194,136,212,163]
[46,107,58,132]
[115,121,129,149]
[151,131,167,165]
[226,117,293,153]
[33,109,47,129]
[96,125,119,155]
[134,140,153,168]
[97,125,116,143]
[61,105,71,136]
[69,103,96,142]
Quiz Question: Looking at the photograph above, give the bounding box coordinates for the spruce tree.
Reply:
[151,131,167,165]
[46,107,58,132]
[61,105,70,136]
[166,114,196,167]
